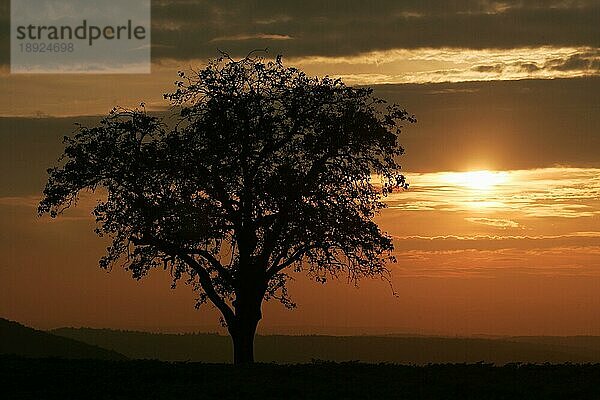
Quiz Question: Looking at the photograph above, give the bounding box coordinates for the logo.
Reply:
[11,0,151,74]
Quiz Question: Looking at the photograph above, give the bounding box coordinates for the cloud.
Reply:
[472,64,505,73]
[289,47,600,85]
[393,232,600,251]
[392,245,600,277]
[1,0,599,67]
[147,0,599,61]
[464,218,520,228]
[210,34,293,42]
[516,62,541,72]
[1,2,598,89]
[390,234,600,278]
[546,51,600,71]
[463,49,600,80]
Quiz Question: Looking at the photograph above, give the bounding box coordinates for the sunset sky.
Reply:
[1,0,599,336]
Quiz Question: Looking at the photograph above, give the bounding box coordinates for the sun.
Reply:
[447,170,508,190]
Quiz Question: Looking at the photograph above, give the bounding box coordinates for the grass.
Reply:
[2,356,600,399]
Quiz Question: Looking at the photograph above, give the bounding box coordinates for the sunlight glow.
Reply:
[445,170,509,191]
[385,167,600,219]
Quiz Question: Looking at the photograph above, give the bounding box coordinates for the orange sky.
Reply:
[1,0,599,335]
[1,165,599,335]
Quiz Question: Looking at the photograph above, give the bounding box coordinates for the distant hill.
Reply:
[52,327,230,362]
[50,327,600,364]
[511,335,600,351]
[0,318,126,360]
[508,336,600,360]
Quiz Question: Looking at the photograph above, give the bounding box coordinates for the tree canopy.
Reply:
[39,54,415,363]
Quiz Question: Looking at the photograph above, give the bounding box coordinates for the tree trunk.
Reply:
[231,318,259,364]
[228,253,265,364]
[229,291,263,364]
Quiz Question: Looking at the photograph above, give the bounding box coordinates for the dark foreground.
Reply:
[2,356,600,400]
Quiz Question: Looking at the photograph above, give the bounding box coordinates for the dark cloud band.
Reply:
[1,0,599,65]
[150,0,600,60]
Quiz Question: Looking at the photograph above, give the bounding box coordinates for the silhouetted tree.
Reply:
[38,54,415,364]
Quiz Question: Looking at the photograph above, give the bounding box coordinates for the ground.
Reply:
[2,356,600,399]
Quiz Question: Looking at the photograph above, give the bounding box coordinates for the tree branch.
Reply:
[177,252,235,324]
[132,235,235,324]
[188,248,235,286]
[267,243,316,279]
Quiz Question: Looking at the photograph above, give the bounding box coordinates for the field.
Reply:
[3,319,600,398]
[3,356,600,399]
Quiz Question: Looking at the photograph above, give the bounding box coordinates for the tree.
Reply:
[38,54,415,364]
